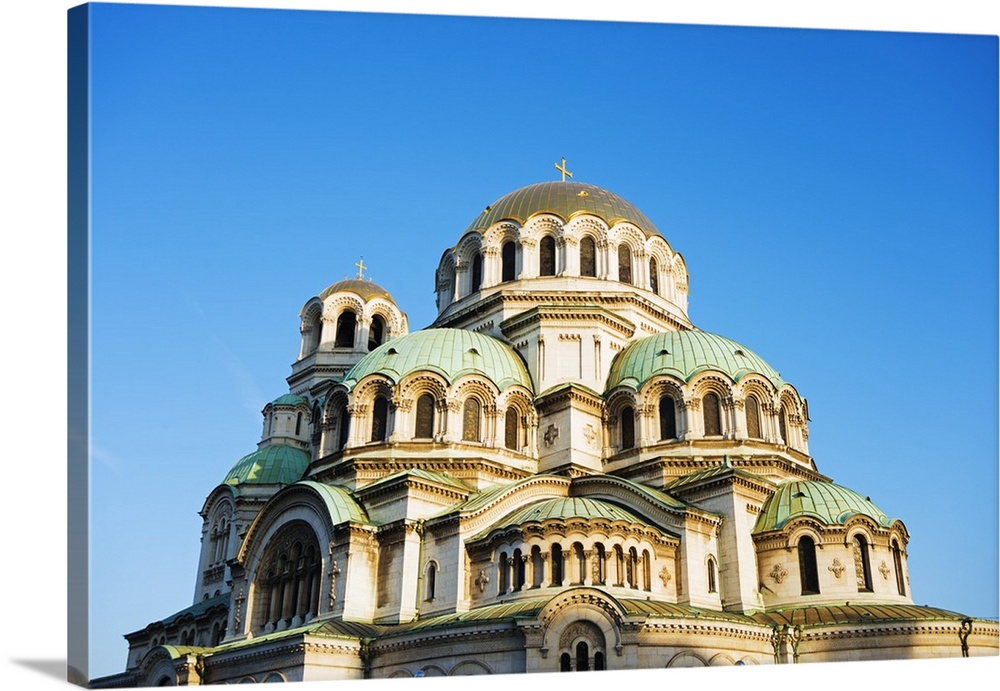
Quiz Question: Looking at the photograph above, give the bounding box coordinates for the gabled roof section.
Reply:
[294,481,372,526]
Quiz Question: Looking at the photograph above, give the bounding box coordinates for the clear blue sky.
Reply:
[73,1,998,679]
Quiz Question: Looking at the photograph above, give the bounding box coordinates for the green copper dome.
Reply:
[464,181,662,237]
[753,481,896,534]
[318,278,395,303]
[223,444,310,487]
[606,330,783,391]
[473,496,648,541]
[341,328,533,392]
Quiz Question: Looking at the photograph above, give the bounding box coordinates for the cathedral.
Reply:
[92,170,998,686]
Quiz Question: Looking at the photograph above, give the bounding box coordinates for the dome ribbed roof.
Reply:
[753,481,896,533]
[473,496,649,541]
[223,444,310,487]
[269,393,307,407]
[341,328,533,392]
[606,330,783,391]
[464,181,662,237]
[318,278,395,303]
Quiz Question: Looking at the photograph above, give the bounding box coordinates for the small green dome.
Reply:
[753,481,896,533]
[341,328,533,392]
[318,278,395,304]
[464,181,662,237]
[223,444,310,487]
[474,496,647,541]
[606,330,783,391]
[269,393,307,407]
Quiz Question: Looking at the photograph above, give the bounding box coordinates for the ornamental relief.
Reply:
[769,563,788,584]
[828,558,846,579]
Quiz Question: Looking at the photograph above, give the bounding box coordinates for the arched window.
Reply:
[594,651,605,671]
[892,540,906,595]
[798,536,820,595]
[617,245,632,284]
[415,394,435,439]
[620,406,635,450]
[512,548,525,590]
[540,236,556,276]
[703,393,721,436]
[658,395,676,440]
[576,641,590,671]
[551,544,564,586]
[368,315,385,351]
[371,396,389,442]
[531,546,544,588]
[649,256,659,295]
[498,552,509,595]
[309,312,323,352]
[295,412,302,436]
[707,557,717,593]
[255,525,321,633]
[580,236,597,277]
[334,311,356,348]
[613,545,625,586]
[425,562,437,601]
[333,400,349,451]
[572,543,586,585]
[501,241,516,282]
[471,251,483,292]
[504,407,519,450]
[778,404,789,444]
[853,535,873,592]
[594,544,606,585]
[462,398,481,442]
[642,549,651,591]
[627,547,638,589]
[560,653,571,672]
[746,396,761,438]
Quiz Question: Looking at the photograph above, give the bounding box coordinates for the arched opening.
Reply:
[551,544,564,586]
[620,406,635,450]
[627,547,638,588]
[334,311,356,348]
[594,651,605,671]
[504,407,519,451]
[580,236,597,277]
[642,549,651,591]
[462,398,481,442]
[333,400,349,451]
[613,545,625,586]
[414,394,435,439]
[658,395,676,440]
[371,396,389,442]
[309,312,323,352]
[892,540,906,595]
[746,396,761,438]
[501,241,516,282]
[798,536,820,595]
[531,545,544,588]
[594,543,606,585]
[471,251,483,292]
[702,392,721,436]
[539,236,556,276]
[295,412,302,435]
[560,653,571,672]
[254,523,321,633]
[498,552,509,595]
[649,256,659,294]
[512,548,525,590]
[425,562,437,601]
[576,642,590,671]
[707,557,717,593]
[572,542,586,584]
[368,315,385,351]
[617,244,632,284]
[853,535,873,592]
[778,403,789,444]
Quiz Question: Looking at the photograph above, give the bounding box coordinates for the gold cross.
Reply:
[554,157,573,182]
[355,256,367,279]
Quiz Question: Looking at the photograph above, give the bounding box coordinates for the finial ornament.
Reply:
[355,256,367,280]
[554,157,573,182]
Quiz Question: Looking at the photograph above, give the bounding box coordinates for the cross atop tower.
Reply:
[355,256,367,279]
[554,157,573,182]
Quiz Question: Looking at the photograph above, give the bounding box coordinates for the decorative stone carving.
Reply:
[475,569,490,593]
[544,424,559,446]
[769,563,788,584]
[583,424,598,448]
[328,542,342,609]
[828,558,846,579]
[232,586,245,633]
[879,560,891,580]
[658,566,672,587]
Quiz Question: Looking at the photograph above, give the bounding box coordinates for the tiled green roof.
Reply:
[341,328,533,392]
[753,481,896,533]
[222,445,310,487]
[664,462,774,493]
[295,481,371,525]
[463,181,662,237]
[318,278,395,303]
[751,603,981,628]
[606,330,783,391]
[482,496,648,537]
[156,593,229,629]
[269,393,307,406]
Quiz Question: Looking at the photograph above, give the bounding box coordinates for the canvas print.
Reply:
[70,2,999,686]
